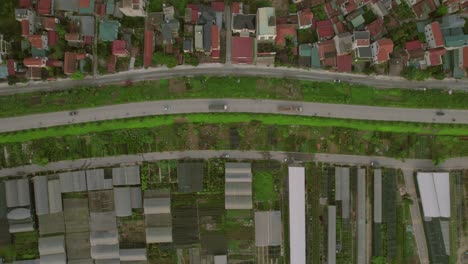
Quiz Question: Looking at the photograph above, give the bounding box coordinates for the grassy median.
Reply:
[1,77,467,118]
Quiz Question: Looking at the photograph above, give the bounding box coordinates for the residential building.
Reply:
[412,0,437,19]
[317,39,337,67]
[339,0,358,15]
[112,40,128,57]
[64,52,86,74]
[337,54,353,72]
[211,25,220,58]
[27,35,48,50]
[232,14,256,34]
[316,20,335,40]
[144,30,154,67]
[79,0,95,14]
[118,0,146,17]
[276,24,298,46]
[369,0,389,17]
[256,7,276,41]
[366,17,386,41]
[334,32,353,55]
[99,20,120,41]
[183,38,193,53]
[405,40,426,68]
[425,22,444,49]
[37,0,53,15]
[15,9,35,37]
[371,38,394,64]
[194,25,204,52]
[297,9,314,29]
[162,19,180,44]
[232,36,254,64]
[425,48,446,66]
[445,35,468,49]
[353,31,373,60]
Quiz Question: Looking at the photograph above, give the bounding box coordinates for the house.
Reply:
[276,24,298,46]
[299,43,313,67]
[369,0,389,18]
[54,0,80,12]
[366,17,386,41]
[405,40,426,68]
[297,9,314,29]
[194,25,204,52]
[350,14,366,29]
[118,0,146,17]
[24,57,47,68]
[7,59,16,76]
[79,0,95,14]
[231,36,254,64]
[232,14,256,34]
[334,21,347,34]
[334,32,353,55]
[317,39,337,67]
[40,17,57,31]
[37,0,53,15]
[18,0,32,8]
[211,1,225,12]
[231,2,242,14]
[339,0,358,15]
[445,35,468,49]
[257,7,276,41]
[163,5,175,20]
[337,54,353,72]
[316,20,335,40]
[425,48,446,66]
[353,31,372,60]
[183,38,193,53]
[371,38,394,64]
[64,52,86,74]
[99,20,120,41]
[112,40,128,57]
[425,22,444,49]
[162,19,180,44]
[211,25,220,59]
[16,9,35,36]
[144,30,154,67]
[412,0,437,19]
[27,35,48,50]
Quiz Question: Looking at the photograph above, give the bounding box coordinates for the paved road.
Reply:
[1,150,467,177]
[0,99,467,133]
[2,64,468,96]
[403,169,430,264]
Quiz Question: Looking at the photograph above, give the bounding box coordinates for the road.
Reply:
[0,98,467,133]
[2,64,468,96]
[1,150,467,177]
[403,169,430,264]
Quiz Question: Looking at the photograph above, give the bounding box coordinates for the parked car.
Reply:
[69,111,78,116]
[277,105,303,112]
[209,104,228,111]
[333,79,341,83]
[436,111,445,116]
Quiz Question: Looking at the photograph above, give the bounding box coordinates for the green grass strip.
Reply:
[1,113,467,144]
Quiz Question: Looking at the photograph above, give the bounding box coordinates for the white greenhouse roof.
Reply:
[288,166,305,264]
[417,172,450,218]
[255,211,282,246]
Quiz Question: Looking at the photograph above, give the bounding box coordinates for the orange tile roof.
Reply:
[27,35,44,49]
[430,22,444,47]
[211,25,219,51]
[276,24,297,46]
[463,47,468,68]
[23,57,45,67]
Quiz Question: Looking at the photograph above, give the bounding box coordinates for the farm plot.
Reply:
[224,210,255,262]
[140,160,177,191]
[424,219,450,264]
[172,193,200,247]
[305,163,323,264]
[252,160,284,211]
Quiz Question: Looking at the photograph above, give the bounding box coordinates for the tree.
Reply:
[152,52,178,68]
[372,256,387,264]
[184,53,199,66]
[433,6,448,17]
[70,71,84,80]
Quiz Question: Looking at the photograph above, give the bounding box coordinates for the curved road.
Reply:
[1,64,468,96]
[0,99,467,133]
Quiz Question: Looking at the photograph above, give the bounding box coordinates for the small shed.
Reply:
[254,211,282,247]
[39,235,65,256]
[86,169,113,191]
[7,208,31,220]
[90,231,118,246]
[130,187,142,209]
[48,179,62,213]
[90,212,117,232]
[113,187,131,217]
[144,198,170,215]
[146,227,173,243]
[119,248,147,261]
[90,244,119,260]
[112,166,140,186]
[59,171,87,193]
[225,163,252,210]
[9,223,34,233]
[214,255,227,264]
[33,176,49,216]
[5,179,30,208]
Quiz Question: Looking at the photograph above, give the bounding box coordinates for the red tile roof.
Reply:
[112,40,127,56]
[107,54,116,73]
[23,57,46,67]
[84,36,93,44]
[64,52,77,74]
[232,2,241,14]
[65,33,81,41]
[276,24,297,46]
[187,4,199,22]
[18,0,32,8]
[46,59,63,67]
[345,0,358,13]
[232,37,254,64]
[374,38,394,63]
[27,35,44,49]
[317,20,335,39]
[405,40,422,51]
[318,39,336,60]
[144,30,154,67]
[80,0,90,8]
[334,21,346,34]
[356,39,369,46]
[211,25,219,51]
[211,1,225,12]
[298,9,313,27]
[212,49,220,59]
[21,20,30,37]
[430,22,444,48]
[428,48,446,66]
[7,59,15,76]
[47,30,58,46]
[337,54,352,72]
[95,3,106,16]
[325,2,339,16]
[37,0,52,15]
[463,47,468,68]
[366,17,385,39]
[43,17,56,30]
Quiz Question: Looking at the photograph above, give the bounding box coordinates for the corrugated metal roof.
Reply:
[225,182,252,196]
[67,260,94,264]
[90,244,119,259]
[90,212,117,232]
[144,198,170,215]
[288,166,305,264]
[5,179,30,207]
[93,259,120,264]
[225,173,252,183]
[119,248,147,261]
[130,187,142,209]
[33,176,50,216]
[214,255,227,264]
[357,168,366,264]
[90,231,118,246]
[7,208,31,220]
[146,227,173,243]
[48,179,63,213]
[59,171,87,193]
[417,172,450,218]
[39,253,66,264]
[373,169,382,223]
[9,223,34,233]
[86,169,113,191]
[113,187,132,217]
[336,167,350,219]
[177,163,204,193]
[112,166,140,186]
[13,260,40,264]
[39,235,65,256]
[335,167,342,201]
[225,163,252,175]
[255,211,282,246]
[328,206,336,264]
[225,195,252,210]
